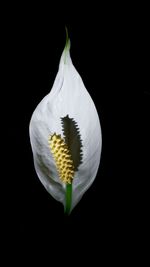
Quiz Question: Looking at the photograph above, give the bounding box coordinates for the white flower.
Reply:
[29,32,102,214]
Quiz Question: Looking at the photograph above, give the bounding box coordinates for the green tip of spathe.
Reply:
[64,26,70,61]
[65,27,70,49]
[65,26,69,43]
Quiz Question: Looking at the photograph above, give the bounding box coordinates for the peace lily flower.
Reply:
[29,30,102,214]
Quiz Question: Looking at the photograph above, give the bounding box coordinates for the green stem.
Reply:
[65,183,72,215]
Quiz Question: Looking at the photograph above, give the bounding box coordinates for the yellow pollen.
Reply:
[48,133,75,184]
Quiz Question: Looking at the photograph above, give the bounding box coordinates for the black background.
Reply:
[2,4,138,263]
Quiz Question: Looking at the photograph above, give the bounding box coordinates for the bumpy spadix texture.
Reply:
[48,133,75,184]
[29,39,102,212]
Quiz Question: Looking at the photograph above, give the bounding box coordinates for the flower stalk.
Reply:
[65,183,72,215]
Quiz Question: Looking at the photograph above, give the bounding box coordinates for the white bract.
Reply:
[29,37,102,213]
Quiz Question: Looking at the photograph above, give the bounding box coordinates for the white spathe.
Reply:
[29,41,102,211]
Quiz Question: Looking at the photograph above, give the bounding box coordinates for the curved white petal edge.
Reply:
[29,40,102,212]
